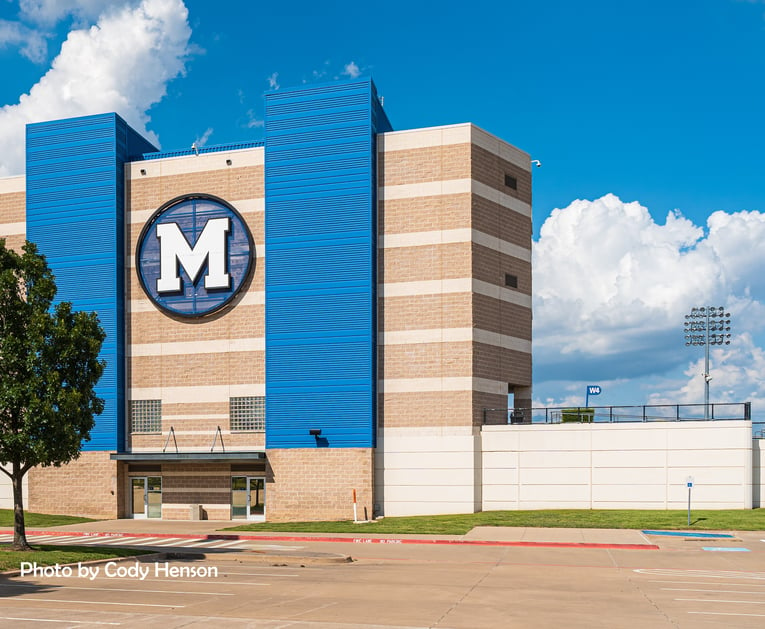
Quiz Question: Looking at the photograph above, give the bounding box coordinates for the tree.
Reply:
[0,240,105,550]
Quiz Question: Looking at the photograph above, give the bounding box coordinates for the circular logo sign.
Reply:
[136,194,254,318]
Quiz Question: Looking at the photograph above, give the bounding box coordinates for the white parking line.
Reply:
[664,588,765,595]
[647,580,765,587]
[689,611,765,618]
[676,598,765,605]
[0,617,120,626]
[1,583,235,596]
[199,540,246,548]
[7,598,183,608]
[635,569,765,580]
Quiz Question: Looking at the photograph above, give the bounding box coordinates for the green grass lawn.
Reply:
[0,545,149,572]
[0,509,95,528]
[223,509,765,536]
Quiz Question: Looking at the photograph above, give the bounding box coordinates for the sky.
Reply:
[1,0,765,417]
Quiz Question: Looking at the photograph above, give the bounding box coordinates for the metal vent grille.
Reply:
[130,400,161,433]
[230,396,265,432]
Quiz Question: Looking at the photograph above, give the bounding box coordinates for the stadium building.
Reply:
[0,78,534,520]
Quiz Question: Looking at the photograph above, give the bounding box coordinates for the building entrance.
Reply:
[231,476,265,520]
[131,476,162,519]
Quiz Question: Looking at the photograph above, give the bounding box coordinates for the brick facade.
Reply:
[28,452,122,519]
[0,119,532,521]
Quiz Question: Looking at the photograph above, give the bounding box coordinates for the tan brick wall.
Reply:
[377,126,533,434]
[126,158,265,444]
[378,144,471,187]
[471,144,532,204]
[381,242,471,283]
[380,341,472,379]
[472,243,532,294]
[266,448,373,521]
[472,195,532,249]
[378,194,472,234]
[126,165,264,212]
[379,293,473,331]
[28,452,119,518]
[473,294,532,340]
[379,391,473,428]
[0,189,26,252]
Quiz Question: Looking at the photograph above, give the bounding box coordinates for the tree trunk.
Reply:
[12,462,31,551]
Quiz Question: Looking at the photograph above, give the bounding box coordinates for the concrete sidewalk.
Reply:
[17,518,658,548]
[12,517,762,550]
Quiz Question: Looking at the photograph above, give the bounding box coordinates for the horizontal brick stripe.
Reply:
[0,221,25,235]
[380,377,507,395]
[129,384,264,404]
[379,227,530,263]
[0,176,25,193]
[128,197,264,224]
[380,178,530,218]
[129,337,264,357]
[379,278,531,308]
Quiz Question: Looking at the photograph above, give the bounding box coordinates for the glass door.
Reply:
[231,476,265,520]
[131,478,146,519]
[147,476,162,519]
[131,476,162,519]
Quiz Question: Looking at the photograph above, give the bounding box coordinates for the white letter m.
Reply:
[156,218,231,293]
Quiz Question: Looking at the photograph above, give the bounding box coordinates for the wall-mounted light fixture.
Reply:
[309,428,322,436]
[226,159,232,166]
[139,169,147,176]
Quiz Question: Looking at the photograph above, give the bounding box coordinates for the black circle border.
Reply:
[135,192,256,320]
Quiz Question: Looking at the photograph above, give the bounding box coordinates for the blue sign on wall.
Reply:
[136,194,254,318]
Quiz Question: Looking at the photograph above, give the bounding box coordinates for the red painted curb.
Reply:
[1,529,659,550]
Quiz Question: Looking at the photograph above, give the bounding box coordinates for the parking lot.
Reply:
[1,533,764,628]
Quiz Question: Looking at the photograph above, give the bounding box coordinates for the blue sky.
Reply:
[1,0,765,415]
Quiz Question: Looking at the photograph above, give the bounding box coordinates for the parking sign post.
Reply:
[686,476,694,526]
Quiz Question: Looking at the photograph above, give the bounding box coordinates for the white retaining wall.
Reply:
[0,466,28,510]
[375,426,481,516]
[755,439,764,508]
[481,421,754,510]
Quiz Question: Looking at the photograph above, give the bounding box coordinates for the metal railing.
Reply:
[483,402,752,426]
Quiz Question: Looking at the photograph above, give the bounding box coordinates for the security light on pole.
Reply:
[684,306,731,419]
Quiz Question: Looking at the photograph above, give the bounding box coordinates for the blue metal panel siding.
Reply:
[26,113,157,451]
[264,79,390,449]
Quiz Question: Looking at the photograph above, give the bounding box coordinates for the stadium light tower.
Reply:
[684,306,731,419]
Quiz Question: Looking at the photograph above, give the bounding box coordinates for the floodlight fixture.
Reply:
[683,305,732,418]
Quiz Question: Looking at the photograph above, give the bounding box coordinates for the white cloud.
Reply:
[0,18,48,62]
[18,0,128,26]
[533,194,765,410]
[342,61,361,79]
[0,0,192,177]
[267,72,279,90]
[194,127,213,148]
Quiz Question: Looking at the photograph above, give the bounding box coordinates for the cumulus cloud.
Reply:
[342,61,361,79]
[533,194,765,408]
[0,0,192,177]
[0,18,48,62]
[267,72,279,90]
[18,0,128,26]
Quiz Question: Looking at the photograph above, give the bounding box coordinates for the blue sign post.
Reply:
[585,385,601,408]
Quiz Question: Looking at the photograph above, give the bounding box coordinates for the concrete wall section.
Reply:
[754,439,763,508]
[376,426,481,516]
[482,421,754,510]
[0,466,28,510]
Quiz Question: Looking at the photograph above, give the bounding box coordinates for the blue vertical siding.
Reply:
[26,114,157,451]
[265,78,391,449]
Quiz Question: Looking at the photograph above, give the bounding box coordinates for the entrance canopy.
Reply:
[110,451,266,463]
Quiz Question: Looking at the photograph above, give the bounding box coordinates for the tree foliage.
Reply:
[0,240,105,550]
